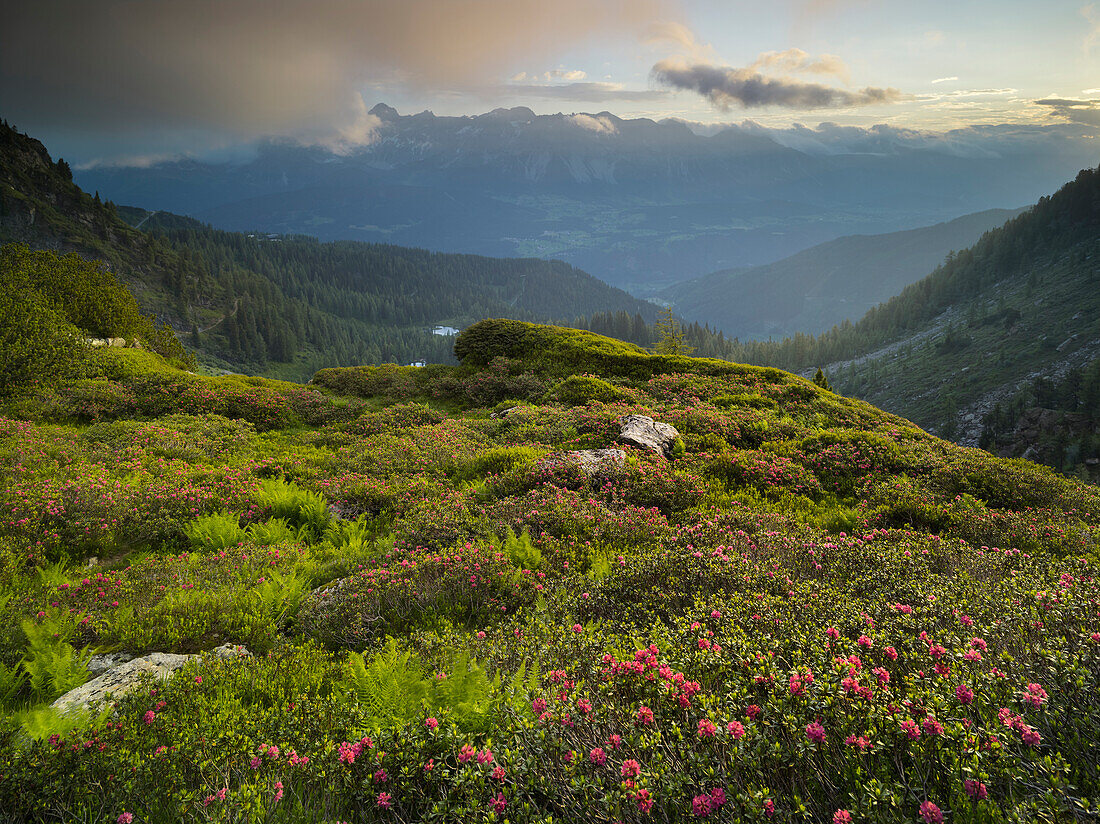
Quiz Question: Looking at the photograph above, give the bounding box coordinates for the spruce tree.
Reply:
[653,306,694,356]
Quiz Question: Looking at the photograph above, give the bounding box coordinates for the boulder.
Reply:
[52,652,193,715]
[618,414,680,458]
[86,651,135,676]
[491,406,522,419]
[538,449,626,477]
[211,642,253,660]
[52,644,253,715]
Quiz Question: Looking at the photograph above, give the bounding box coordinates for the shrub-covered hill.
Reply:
[0,244,194,398]
[1,320,1099,823]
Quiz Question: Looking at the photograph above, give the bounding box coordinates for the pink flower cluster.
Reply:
[691,787,726,817]
[337,736,374,765]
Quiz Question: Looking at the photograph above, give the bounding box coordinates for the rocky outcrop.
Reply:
[52,652,192,716]
[86,651,136,676]
[85,337,138,348]
[52,644,252,715]
[618,415,680,458]
[537,449,626,477]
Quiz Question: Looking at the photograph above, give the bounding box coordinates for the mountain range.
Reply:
[76,105,1097,293]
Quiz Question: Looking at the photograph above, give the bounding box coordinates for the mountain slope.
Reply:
[663,208,1023,340]
[76,105,1097,292]
[717,166,1100,473]
[1,120,659,379]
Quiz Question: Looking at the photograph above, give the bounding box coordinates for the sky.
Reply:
[2,0,1099,164]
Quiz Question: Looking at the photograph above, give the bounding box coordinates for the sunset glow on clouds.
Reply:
[2,0,1097,162]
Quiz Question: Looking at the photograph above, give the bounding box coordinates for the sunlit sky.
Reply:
[2,0,1098,163]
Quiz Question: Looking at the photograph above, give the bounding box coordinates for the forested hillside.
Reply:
[0,243,193,397]
[1,121,659,380]
[978,358,1100,475]
[662,208,1022,340]
[718,167,1099,373]
[702,166,1099,474]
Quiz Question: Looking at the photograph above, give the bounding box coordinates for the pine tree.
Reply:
[813,368,833,392]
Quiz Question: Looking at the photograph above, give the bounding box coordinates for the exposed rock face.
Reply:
[538,449,626,477]
[86,651,135,676]
[618,414,680,457]
[52,644,253,715]
[52,652,193,715]
[211,642,253,660]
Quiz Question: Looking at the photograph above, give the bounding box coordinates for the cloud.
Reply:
[931,88,1017,98]
[1033,97,1100,126]
[313,95,384,155]
[645,22,720,63]
[569,114,619,134]
[652,58,902,110]
[1084,4,1100,54]
[548,69,588,81]
[504,82,667,102]
[0,0,669,144]
[749,49,850,82]
[931,77,959,84]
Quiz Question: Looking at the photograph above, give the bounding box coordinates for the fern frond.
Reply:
[433,652,493,733]
[343,639,430,731]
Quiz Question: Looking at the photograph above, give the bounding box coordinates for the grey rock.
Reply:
[491,406,522,419]
[618,414,680,457]
[328,502,364,521]
[539,448,626,477]
[86,651,135,676]
[52,652,193,716]
[210,643,253,660]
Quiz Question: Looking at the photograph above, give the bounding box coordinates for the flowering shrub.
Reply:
[1,323,1099,822]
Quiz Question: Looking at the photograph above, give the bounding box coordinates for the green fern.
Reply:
[247,518,303,546]
[35,560,69,588]
[494,658,541,717]
[185,511,246,550]
[344,639,429,730]
[501,528,541,570]
[432,651,493,734]
[252,569,307,628]
[587,547,614,580]
[19,704,108,742]
[255,478,330,539]
[0,660,27,709]
[22,617,92,701]
[322,517,375,551]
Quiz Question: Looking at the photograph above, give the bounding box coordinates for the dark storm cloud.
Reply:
[0,0,669,141]
[651,59,902,110]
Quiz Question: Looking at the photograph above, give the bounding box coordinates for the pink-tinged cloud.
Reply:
[0,0,672,139]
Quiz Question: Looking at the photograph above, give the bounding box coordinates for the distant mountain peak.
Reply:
[367,103,400,120]
[483,106,537,122]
